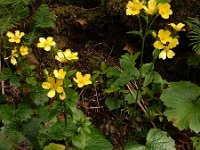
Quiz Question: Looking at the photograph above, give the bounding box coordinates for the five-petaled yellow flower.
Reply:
[158,3,172,19]
[19,46,29,56]
[55,49,78,63]
[158,29,172,44]
[53,69,67,80]
[6,30,25,43]
[37,37,56,51]
[42,77,64,98]
[126,0,144,16]
[143,0,158,15]
[154,38,179,60]
[4,47,19,65]
[168,23,185,32]
[73,71,92,88]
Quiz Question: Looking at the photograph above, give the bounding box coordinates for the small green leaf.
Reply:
[105,97,122,110]
[143,72,153,87]
[0,68,12,80]
[125,91,137,104]
[43,143,65,150]
[10,75,20,88]
[127,30,142,37]
[140,63,154,77]
[31,84,49,106]
[26,77,37,85]
[160,81,200,133]
[125,142,145,150]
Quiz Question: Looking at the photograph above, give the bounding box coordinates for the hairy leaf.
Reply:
[160,81,200,133]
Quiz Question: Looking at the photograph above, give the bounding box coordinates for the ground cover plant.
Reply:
[0,0,200,149]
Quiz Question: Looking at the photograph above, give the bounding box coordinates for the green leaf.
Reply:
[127,30,142,37]
[125,91,137,104]
[0,104,15,125]
[16,103,33,122]
[26,77,37,85]
[156,0,171,3]
[85,128,113,150]
[106,67,121,78]
[33,4,55,28]
[0,68,12,80]
[105,97,122,110]
[43,143,65,150]
[10,74,20,88]
[72,134,87,149]
[191,136,200,150]
[143,72,153,87]
[139,63,154,77]
[125,142,145,150]
[31,84,49,106]
[125,129,175,150]
[160,81,200,133]
[145,129,175,150]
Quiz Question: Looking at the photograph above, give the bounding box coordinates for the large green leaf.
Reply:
[125,129,175,150]
[145,129,175,150]
[160,82,200,133]
[43,143,65,150]
[85,128,113,150]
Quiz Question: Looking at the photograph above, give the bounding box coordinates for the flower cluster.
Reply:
[126,0,173,19]
[38,37,92,100]
[153,22,185,60]
[5,30,29,65]
[42,69,66,100]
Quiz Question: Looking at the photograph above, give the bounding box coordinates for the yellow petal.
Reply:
[76,71,82,79]
[6,31,14,37]
[56,79,63,86]
[167,50,175,59]
[44,46,51,51]
[11,57,17,65]
[159,50,167,60]
[77,83,84,88]
[39,37,46,43]
[47,77,55,85]
[153,41,165,49]
[42,82,51,89]
[47,89,55,98]
[56,86,64,93]
[168,38,179,49]
[37,43,44,48]
[59,92,66,100]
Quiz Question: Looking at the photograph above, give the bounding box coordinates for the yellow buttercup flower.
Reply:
[73,71,92,88]
[37,37,56,51]
[4,47,19,65]
[158,29,172,44]
[158,3,172,19]
[168,23,185,32]
[126,0,144,16]
[143,0,158,15]
[42,77,64,98]
[6,30,25,43]
[19,46,29,56]
[53,69,66,80]
[154,38,179,60]
[55,49,78,63]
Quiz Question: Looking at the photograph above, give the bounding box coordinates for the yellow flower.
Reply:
[126,0,144,16]
[168,23,185,32]
[4,47,19,65]
[37,37,56,51]
[53,69,66,80]
[19,45,29,56]
[158,3,172,19]
[158,29,172,44]
[154,38,179,60]
[55,49,78,63]
[6,30,25,43]
[143,0,158,15]
[73,71,92,88]
[42,77,64,98]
